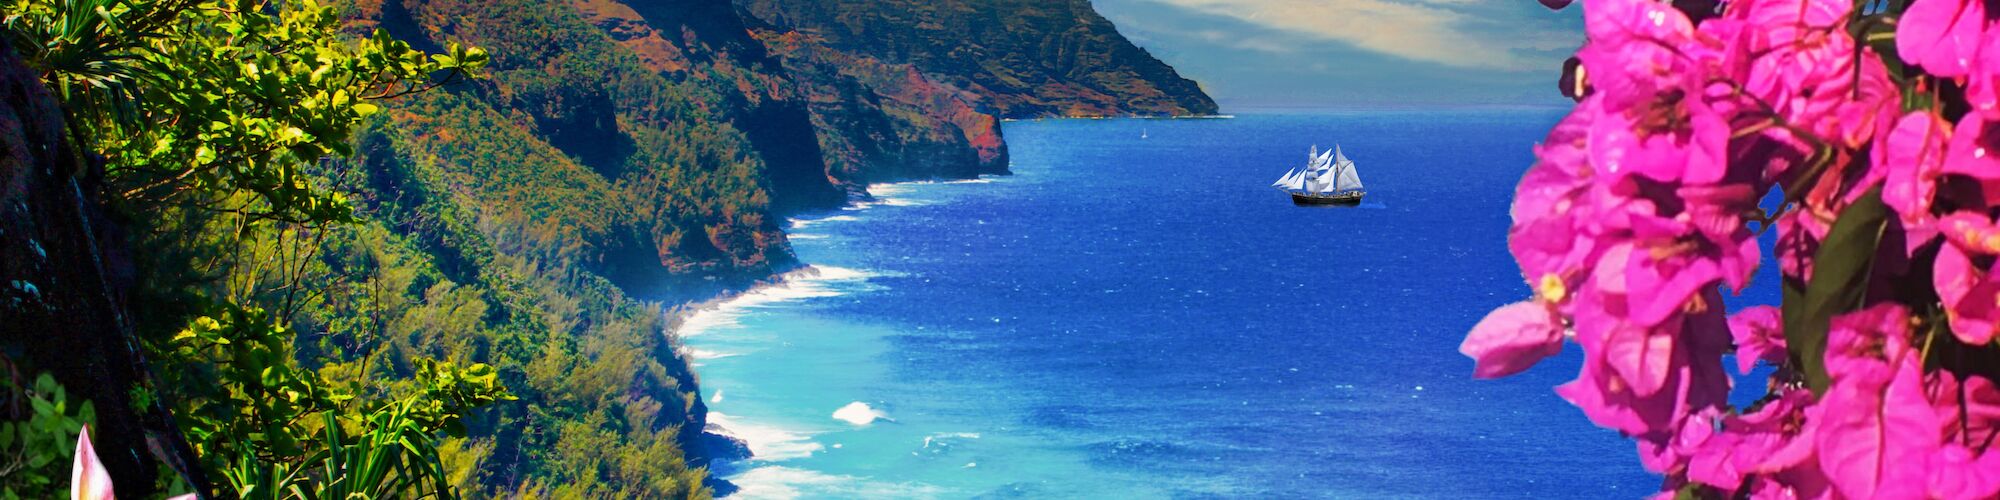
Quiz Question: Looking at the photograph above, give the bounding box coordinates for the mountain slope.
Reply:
[740,0,1219,118]
[307,0,1216,495]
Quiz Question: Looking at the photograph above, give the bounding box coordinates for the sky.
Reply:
[1090,0,1588,110]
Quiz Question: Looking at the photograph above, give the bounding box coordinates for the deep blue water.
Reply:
[683,111,1755,498]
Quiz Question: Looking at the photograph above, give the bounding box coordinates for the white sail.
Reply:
[1273,168,1306,190]
[1279,145,1359,195]
[1312,169,1338,193]
[1334,160,1363,192]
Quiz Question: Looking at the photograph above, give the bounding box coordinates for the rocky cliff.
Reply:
[0,0,1210,495]
[326,0,1216,489]
[0,40,207,497]
[740,0,1220,118]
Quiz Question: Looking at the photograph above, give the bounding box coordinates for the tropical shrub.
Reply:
[1465,0,2000,497]
[0,373,93,499]
[1,0,504,497]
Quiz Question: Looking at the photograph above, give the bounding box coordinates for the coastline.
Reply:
[663,115,1183,496]
[667,175,1004,497]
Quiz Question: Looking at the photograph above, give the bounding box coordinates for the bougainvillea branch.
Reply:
[1464,0,2000,497]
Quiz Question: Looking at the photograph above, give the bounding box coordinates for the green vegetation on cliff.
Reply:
[741,0,1219,118]
[1,0,1214,497]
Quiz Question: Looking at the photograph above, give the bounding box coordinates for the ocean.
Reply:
[680,111,1759,498]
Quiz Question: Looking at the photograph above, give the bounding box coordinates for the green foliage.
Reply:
[160,304,514,499]
[367,0,790,281]
[5,0,487,224]
[0,373,96,499]
[1782,187,1889,396]
[282,208,713,498]
[2,0,519,497]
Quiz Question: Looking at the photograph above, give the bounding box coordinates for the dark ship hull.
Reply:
[1291,191,1363,206]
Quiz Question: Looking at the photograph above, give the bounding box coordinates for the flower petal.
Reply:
[1461,301,1566,378]
[72,425,114,500]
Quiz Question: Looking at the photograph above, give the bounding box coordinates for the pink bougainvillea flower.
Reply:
[1927,373,2000,498]
[1595,233,1724,329]
[1942,116,2000,208]
[72,425,113,500]
[1726,306,1784,374]
[1733,390,1820,472]
[1582,0,1698,68]
[1577,0,1723,175]
[1835,52,1903,149]
[1968,33,2000,118]
[1560,287,1730,438]
[1818,361,1938,499]
[1461,301,1566,378]
[1731,0,1861,141]
[1897,0,1989,78]
[1934,243,2000,345]
[1556,329,1731,442]
[1676,407,1742,486]
[1510,99,1602,304]
[1932,371,2000,451]
[1929,444,2000,499]
[1823,304,1915,384]
[1878,112,1950,228]
[1682,389,1822,491]
[1675,183,1763,291]
[1817,304,1937,499]
[1939,211,2000,255]
[1587,88,1731,184]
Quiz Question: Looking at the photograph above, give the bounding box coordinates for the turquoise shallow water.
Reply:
[681,111,1777,498]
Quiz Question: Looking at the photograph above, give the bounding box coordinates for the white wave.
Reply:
[851,178,997,210]
[832,401,892,426]
[676,266,878,338]
[707,413,822,461]
[728,466,945,500]
[845,198,926,210]
[787,233,827,240]
[921,432,980,449]
[681,347,739,361]
[789,215,858,230]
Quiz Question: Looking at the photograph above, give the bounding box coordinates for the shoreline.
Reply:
[668,174,1001,497]
[664,178,955,456]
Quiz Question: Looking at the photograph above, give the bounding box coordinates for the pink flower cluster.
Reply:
[1464,0,2000,497]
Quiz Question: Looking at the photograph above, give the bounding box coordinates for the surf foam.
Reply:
[727,466,944,499]
[676,266,877,338]
[706,412,822,462]
[831,401,891,426]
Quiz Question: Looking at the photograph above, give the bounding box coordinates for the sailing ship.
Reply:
[1272,144,1365,205]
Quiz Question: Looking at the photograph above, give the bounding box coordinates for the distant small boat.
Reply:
[1141,128,1149,139]
[1272,144,1365,205]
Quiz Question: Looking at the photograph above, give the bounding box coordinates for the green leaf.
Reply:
[29,396,55,417]
[1783,186,1888,395]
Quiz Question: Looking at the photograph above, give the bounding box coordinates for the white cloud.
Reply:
[1139,0,1568,70]
[1195,29,1296,53]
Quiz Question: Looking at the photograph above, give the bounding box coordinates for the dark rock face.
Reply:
[751,26,1009,188]
[0,41,205,497]
[740,0,1219,118]
[604,0,848,212]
